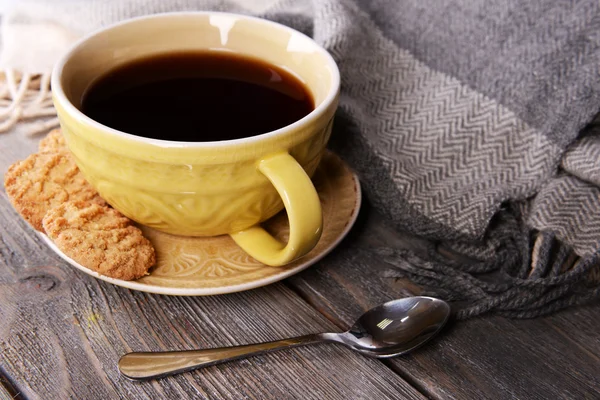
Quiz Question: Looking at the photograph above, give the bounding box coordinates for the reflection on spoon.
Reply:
[118,296,451,380]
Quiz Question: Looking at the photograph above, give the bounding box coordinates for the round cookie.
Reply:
[38,128,68,153]
[43,201,155,280]
[4,152,105,231]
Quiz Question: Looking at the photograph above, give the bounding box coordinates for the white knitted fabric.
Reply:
[0,0,279,73]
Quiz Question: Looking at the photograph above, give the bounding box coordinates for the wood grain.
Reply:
[0,128,425,399]
[287,200,600,400]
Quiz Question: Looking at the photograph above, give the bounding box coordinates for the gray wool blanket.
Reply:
[2,0,599,317]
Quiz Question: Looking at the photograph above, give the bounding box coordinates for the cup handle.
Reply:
[229,152,322,267]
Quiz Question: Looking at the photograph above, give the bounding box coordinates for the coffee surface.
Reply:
[81,51,314,141]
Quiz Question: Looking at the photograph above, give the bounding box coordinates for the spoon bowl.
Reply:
[340,296,451,357]
[119,296,451,380]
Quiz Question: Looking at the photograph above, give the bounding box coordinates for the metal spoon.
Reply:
[118,296,450,380]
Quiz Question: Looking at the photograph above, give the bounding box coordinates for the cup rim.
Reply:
[51,11,340,149]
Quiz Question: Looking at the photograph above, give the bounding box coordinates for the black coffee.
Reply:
[81,51,314,141]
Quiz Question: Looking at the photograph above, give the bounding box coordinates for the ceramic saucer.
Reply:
[40,151,361,295]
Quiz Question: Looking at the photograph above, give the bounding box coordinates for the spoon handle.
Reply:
[118,333,329,380]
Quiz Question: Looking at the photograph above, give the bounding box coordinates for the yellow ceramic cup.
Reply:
[51,12,340,267]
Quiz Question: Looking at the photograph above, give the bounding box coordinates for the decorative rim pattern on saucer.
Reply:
[40,151,361,296]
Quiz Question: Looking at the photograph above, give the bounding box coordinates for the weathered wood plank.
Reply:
[0,129,425,400]
[286,201,600,400]
[0,371,24,400]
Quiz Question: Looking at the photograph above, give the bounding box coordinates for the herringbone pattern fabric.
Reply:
[563,135,600,187]
[356,0,600,147]
[529,175,600,256]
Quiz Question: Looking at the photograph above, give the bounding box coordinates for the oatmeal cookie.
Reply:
[38,128,68,153]
[4,152,105,231]
[43,201,155,280]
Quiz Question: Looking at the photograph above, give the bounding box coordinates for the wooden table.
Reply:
[1,128,599,400]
